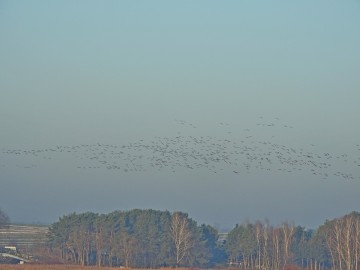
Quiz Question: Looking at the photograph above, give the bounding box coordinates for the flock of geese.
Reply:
[1,118,359,181]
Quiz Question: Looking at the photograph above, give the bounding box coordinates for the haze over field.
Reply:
[0,1,359,230]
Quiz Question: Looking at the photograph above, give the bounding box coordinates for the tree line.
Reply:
[47,209,224,268]
[47,209,360,269]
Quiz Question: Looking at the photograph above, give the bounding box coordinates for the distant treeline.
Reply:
[47,209,360,269]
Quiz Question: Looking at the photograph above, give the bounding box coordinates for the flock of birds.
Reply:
[1,117,360,181]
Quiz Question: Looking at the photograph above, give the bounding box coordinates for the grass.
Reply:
[0,266,196,270]
[0,265,126,270]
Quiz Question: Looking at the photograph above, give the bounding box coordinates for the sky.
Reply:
[0,0,360,230]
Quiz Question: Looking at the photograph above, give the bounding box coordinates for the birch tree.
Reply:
[170,212,194,267]
[281,222,295,268]
[325,212,360,270]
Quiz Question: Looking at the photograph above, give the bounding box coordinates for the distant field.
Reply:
[0,265,120,270]
[0,225,48,249]
[0,266,194,270]
[0,265,115,270]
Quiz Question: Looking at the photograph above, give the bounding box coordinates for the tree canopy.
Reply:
[47,209,360,269]
[47,209,220,268]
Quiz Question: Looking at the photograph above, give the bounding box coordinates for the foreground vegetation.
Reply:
[1,208,360,269]
[0,266,194,270]
[46,209,360,270]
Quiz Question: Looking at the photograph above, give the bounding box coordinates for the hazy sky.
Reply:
[1,1,360,230]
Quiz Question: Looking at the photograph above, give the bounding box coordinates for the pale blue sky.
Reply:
[1,1,360,229]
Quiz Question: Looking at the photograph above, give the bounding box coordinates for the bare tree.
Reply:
[343,215,353,270]
[95,220,106,267]
[256,220,271,270]
[281,222,295,268]
[272,227,282,270]
[117,229,139,268]
[170,212,194,267]
[262,221,271,270]
[325,230,336,270]
[255,221,262,269]
[326,213,360,270]
[355,219,360,270]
